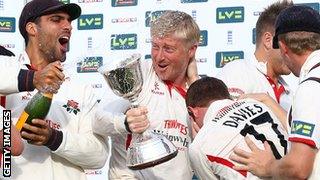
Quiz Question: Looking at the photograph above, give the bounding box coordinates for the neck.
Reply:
[255,49,279,83]
[167,77,187,89]
[26,44,49,70]
[254,49,267,63]
[266,63,278,83]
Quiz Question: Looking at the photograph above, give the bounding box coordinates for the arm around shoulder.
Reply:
[270,142,317,179]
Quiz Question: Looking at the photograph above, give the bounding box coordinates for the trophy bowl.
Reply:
[127,132,178,170]
[99,54,178,170]
[100,54,143,103]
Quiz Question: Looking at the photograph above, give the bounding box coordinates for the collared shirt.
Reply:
[189,99,287,180]
[93,59,193,180]
[216,55,293,111]
[2,51,108,180]
[288,50,320,148]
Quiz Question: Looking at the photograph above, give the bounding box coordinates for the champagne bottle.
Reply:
[16,91,53,131]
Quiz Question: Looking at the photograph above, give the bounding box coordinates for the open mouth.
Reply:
[158,64,168,69]
[58,36,69,51]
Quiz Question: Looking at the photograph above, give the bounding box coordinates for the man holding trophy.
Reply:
[94,10,199,179]
[1,0,109,179]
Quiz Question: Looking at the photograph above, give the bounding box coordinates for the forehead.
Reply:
[40,11,70,19]
[151,35,184,45]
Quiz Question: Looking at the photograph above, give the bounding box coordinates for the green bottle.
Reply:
[16,91,53,131]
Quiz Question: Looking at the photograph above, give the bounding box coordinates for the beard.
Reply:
[37,27,66,63]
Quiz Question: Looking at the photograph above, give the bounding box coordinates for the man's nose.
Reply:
[62,20,72,32]
[155,49,165,61]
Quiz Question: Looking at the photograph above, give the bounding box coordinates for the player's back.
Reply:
[189,98,288,179]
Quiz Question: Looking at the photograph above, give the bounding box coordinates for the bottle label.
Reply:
[42,93,53,99]
[16,111,29,131]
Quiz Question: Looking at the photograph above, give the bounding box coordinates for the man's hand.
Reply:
[238,93,271,102]
[187,56,199,86]
[33,61,65,94]
[21,119,52,146]
[229,136,275,178]
[191,120,200,139]
[125,106,150,134]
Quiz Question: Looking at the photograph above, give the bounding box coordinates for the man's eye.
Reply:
[51,17,61,22]
[152,44,159,50]
[165,47,174,53]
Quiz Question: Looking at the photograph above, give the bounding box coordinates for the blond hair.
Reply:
[150,10,200,48]
[279,31,320,55]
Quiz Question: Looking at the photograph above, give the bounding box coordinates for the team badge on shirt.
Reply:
[291,120,315,137]
[63,100,81,115]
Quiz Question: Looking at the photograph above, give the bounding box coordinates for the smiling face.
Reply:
[151,35,196,85]
[33,12,72,63]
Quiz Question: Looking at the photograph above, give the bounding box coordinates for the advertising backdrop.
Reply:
[1,0,319,179]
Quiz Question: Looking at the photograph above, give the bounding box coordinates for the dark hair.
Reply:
[186,77,231,108]
[19,0,81,45]
[255,0,292,46]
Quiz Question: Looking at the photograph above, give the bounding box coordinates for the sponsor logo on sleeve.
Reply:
[77,14,103,30]
[110,33,137,50]
[291,120,315,137]
[111,0,137,7]
[215,51,244,68]
[216,6,244,23]
[0,17,15,32]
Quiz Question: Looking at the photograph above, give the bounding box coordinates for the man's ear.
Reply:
[262,31,273,50]
[278,40,288,54]
[25,22,37,37]
[187,106,196,118]
[188,44,198,59]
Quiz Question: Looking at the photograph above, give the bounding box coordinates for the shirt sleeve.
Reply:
[0,56,35,95]
[215,60,250,99]
[189,142,219,180]
[188,128,218,180]
[0,56,21,94]
[289,81,320,149]
[93,97,131,139]
[53,85,109,169]
[92,58,150,138]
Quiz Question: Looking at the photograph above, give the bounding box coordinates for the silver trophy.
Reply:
[99,54,178,170]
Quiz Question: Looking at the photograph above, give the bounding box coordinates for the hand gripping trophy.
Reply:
[99,54,178,170]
